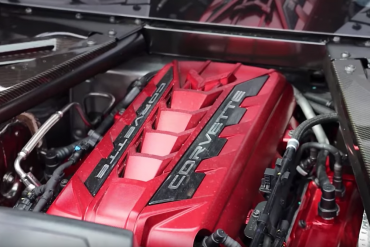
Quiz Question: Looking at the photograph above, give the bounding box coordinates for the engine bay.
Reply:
[0,2,368,247]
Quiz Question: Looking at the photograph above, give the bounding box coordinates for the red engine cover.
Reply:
[48,61,295,246]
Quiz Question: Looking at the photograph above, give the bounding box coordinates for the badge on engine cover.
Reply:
[84,68,173,196]
[149,75,268,205]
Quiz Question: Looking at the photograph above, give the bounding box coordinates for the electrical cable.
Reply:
[251,114,339,247]
[32,160,74,212]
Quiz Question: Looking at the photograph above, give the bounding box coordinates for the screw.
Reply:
[252,209,260,218]
[345,64,356,74]
[109,16,115,23]
[85,79,92,83]
[3,173,14,183]
[341,51,350,58]
[333,36,340,43]
[353,23,362,31]
[14,131,19,137]
[288,130,294,137]
[365,41,370,47]
[25,8,32,14]
[298,220,307,229]
[87,40,95,46]
[280,199,285,206]
[108,29,116,36]
[133,5,141,11]
[60,179,68,188]
[75,13,82,19]
[118,108,125,115]
[135,19,142,25]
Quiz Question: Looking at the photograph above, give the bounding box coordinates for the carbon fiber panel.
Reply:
[0,40,115,105]
[331,59,370,174]
[325,51,370,217]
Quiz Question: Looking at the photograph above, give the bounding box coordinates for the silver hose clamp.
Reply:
[287,138,299,150]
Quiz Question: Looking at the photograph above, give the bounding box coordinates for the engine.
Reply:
[0,60,363,246]
[47,61,294,246]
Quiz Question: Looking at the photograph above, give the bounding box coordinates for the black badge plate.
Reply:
[85,68,173,196]
[149,75,268,205]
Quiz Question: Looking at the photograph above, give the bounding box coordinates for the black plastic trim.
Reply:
[0,207,133,247]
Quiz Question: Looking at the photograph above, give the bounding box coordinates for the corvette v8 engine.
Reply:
[47,61,294,246]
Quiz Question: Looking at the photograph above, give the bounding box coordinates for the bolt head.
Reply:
[14,131,19,137]
[87,40,95,46]
[353,23,362,31]
[345,64,356,74]
[60,179,69,187]
[25,8,32,14]
[3,173,14,183]
[75,13,82,19]
[252,209,261,218]
[298,220,307,229]
[108,30,116,36]
[341,52,350,58]
[133,5,141,11]
[109,16,115,23]
[333,36,340,43]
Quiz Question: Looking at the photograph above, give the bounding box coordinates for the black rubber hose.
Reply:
[33,160,74,212]
[54,137,88,160]
[308,100,335,114]
[304,93,334,109]
[263,236,272,247]
[202,229,241,247]
[296,142,345,196]
[316,150,331,187]
[295,142,342,165]
[292,113,338,141]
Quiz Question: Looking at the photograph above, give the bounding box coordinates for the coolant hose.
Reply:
[308,100,335,114]
[294,88,329,144]
[295,142,342,165]
[291,113,338,142]
[304,92,334,109]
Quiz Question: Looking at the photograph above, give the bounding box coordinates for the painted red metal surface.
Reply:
[287,173,363,247]
[48,61,295,246]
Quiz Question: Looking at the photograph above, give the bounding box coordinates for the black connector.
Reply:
[14,190,37,211]
[202,229,242,247]
[44,149,59,179]
[318,184,339,220]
